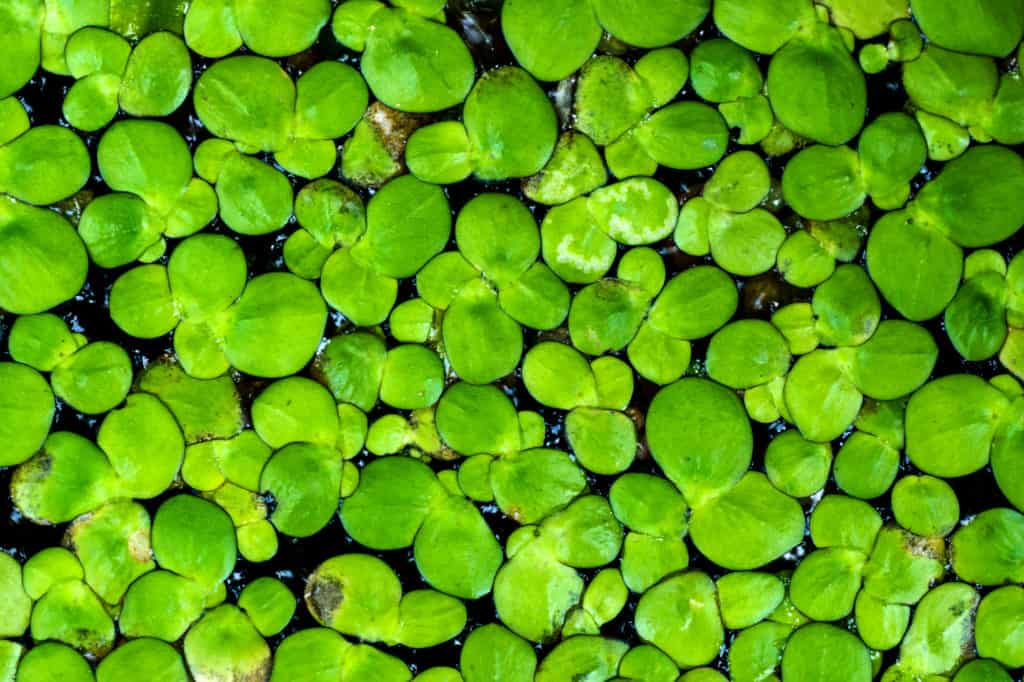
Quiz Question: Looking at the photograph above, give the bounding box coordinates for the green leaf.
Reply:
[906,374,1008,477]
[784,349,863,442]
[97,639,188,682]
[456,193,539,287]
[522,341,598,410]
[565,408,637,475]
[169,233,247,320]
[851,320,938,399]
[573,57,652,146]
[635,572,722,668]
[119,32,192,117]
[194,55,295,151]
[139,360,243,443]
[892,475,960,538]
[306,553,402,640]
[0,126,90,205]
[782,145,866,221]
[68,500,155,604]
[216,153,294,236]
[899,583,979,676]
[494,539,582,642]
[951,508,1024,584]
[52,341,133,415]
[184,606,272,682]
[443,279,523,384]
[647,378,752,507]
[766,25,866,145]
[6,311,80,374]
[0,0,44,99]
[98,120,194,213]
[910,0,1024,57]
[765,429,833,498]
[14,644,94,682]
[234,0,330,57]
[782,624,871,682]
[635,102,729,170]
[689,471,804,569]
[464,67,558,180]
[789,548,866,621]
[436,382,521,456]
[713,0,814,54]
[380,344,444,410]
[405,121,474,185]
[353,175,451,279]
[690,38,762,103]
[224,273,327,378]
[98,393,184,498]
[414,495,503,599]
[648,265,738,341]
[913,145,1024,248]
[0,553,31,638]
[360,8,474,113]
[152,495,236,591]
[707,320,790,389]
[0,362,54,467]
[341,457,445,550]
[490,448,586,524]
[313,332,386,412]
[461,624,536,682]
[866,210,963,321]
[261,443,342,538]
[30,579,115,656]
[501,0,600,82]
[120,570,206,641]
[976,586,1024,668]
[523,132,607,206]
[535,636,628,682]
[716,572,785,630]
[592,0,708,47]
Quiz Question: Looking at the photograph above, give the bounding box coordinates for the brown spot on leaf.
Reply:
[366,102,428,161]
[240,656,273,682]
[305,574,343,626]
[128,529,152,563]
[903,530,946,561]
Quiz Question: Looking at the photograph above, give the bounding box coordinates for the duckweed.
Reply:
[1,1,1024,680]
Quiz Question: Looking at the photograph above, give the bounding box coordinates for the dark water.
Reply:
[2,4,1023,677]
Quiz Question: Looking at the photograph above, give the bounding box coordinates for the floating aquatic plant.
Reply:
[1,1,1024,681]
